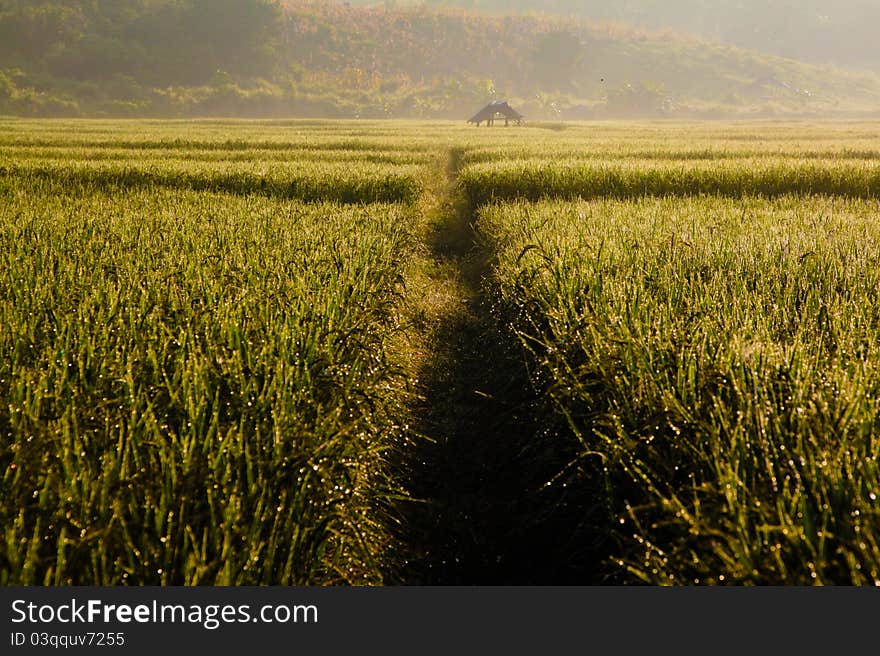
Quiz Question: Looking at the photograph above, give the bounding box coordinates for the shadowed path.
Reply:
[391,149,613,584]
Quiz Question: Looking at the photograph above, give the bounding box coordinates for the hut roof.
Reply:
[468,100,524,123]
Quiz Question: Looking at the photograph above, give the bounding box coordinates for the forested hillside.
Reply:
[2,0,879,118]
[353,0,880,73]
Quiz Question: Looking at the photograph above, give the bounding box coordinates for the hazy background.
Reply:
[2,0,879,119]
[354,0,880,72]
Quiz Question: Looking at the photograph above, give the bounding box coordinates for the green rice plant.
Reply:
[6,117,880,587]
[0,146,436,166]
[0,118,464,152]
[0,182,415,585]
[480,195,880,585]
[460,159,880,207]
[459,146,880,166]
[0,159,425,204]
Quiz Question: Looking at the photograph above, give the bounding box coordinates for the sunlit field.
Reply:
[2,119,880,585]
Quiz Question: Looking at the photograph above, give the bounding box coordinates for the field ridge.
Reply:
[395,147,608,583]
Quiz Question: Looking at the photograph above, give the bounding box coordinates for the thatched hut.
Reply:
[467,100,524,126]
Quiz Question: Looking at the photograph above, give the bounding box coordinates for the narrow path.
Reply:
[393,148,610,584]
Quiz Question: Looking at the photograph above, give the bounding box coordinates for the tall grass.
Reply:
[0,146,435,165]
[0,182,415,584]
[480,195,880,584]
[0,160,424,204]
[6,118,880,587]
[460,159,880,207]
[459,147,880,165]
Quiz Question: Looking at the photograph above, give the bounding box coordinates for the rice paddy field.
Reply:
[2,118,880,585]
